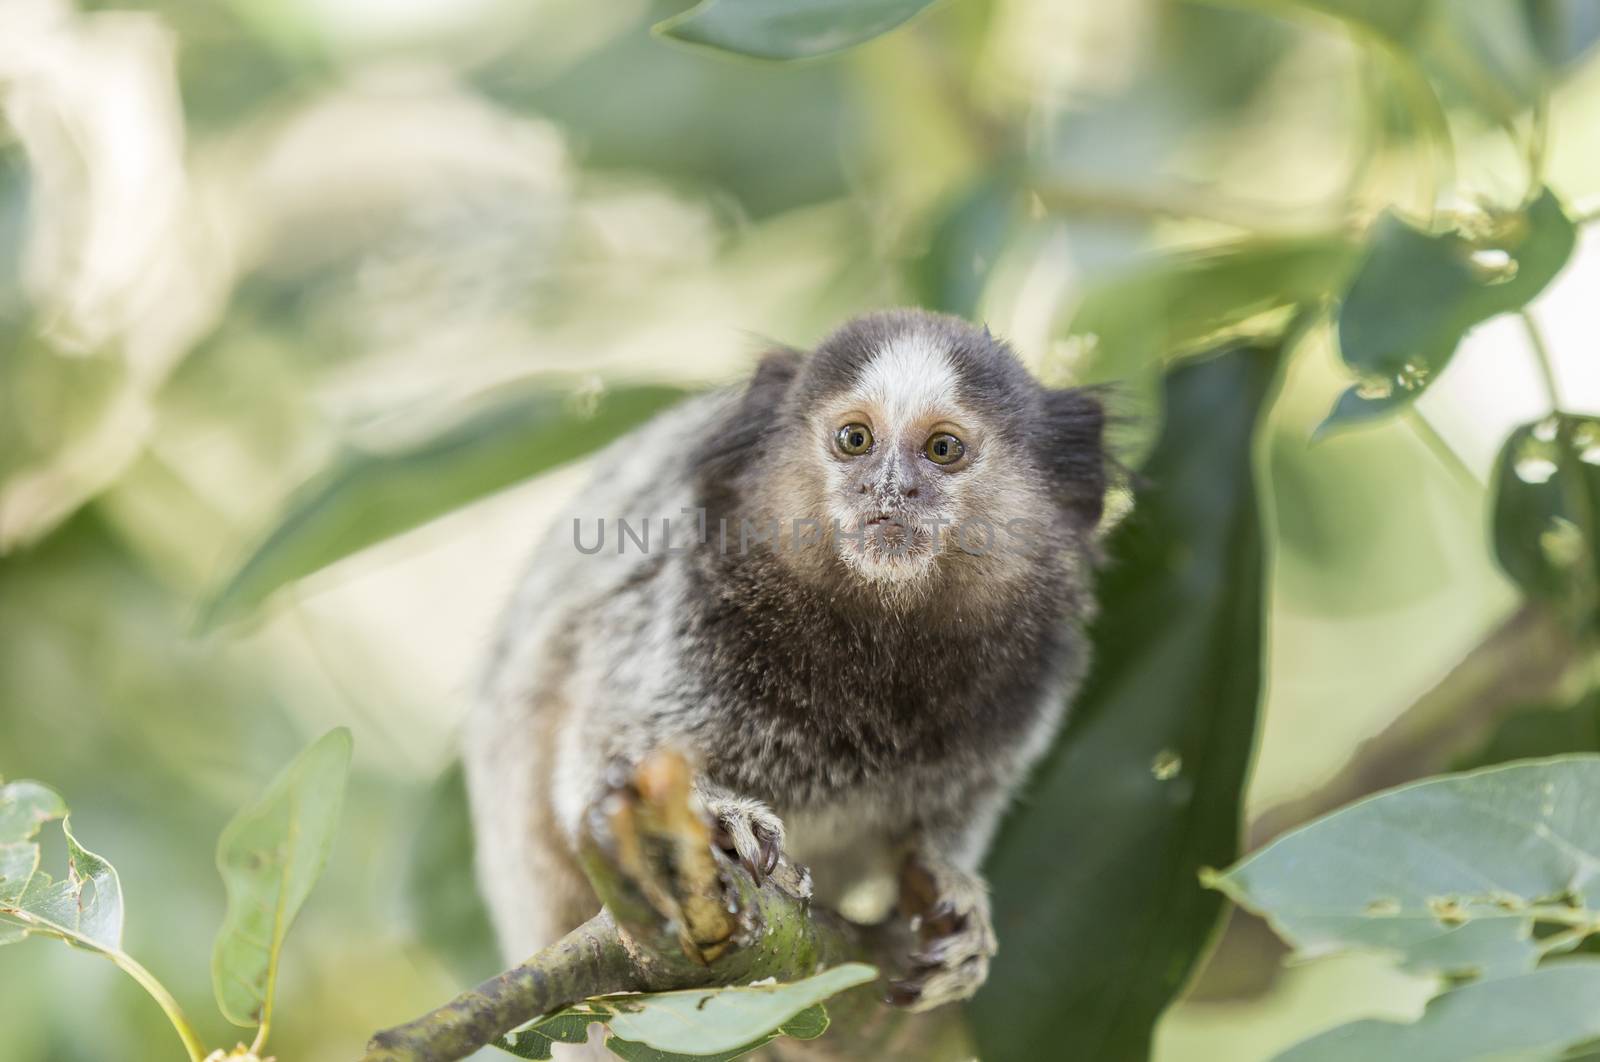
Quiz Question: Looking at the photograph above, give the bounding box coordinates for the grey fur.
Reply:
[464,309,1107,1010]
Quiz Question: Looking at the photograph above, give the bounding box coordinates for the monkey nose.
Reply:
[859,481,919,500]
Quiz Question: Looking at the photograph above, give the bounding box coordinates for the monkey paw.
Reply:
[888,856,998,1012]
[699,793,809,897]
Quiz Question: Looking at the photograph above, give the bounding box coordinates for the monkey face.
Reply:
[814,336,983,584]
[724,309,1107,600]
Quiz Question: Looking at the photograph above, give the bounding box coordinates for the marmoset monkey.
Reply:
[466,309,1107,1012]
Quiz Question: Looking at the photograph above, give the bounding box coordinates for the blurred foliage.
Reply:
[201,383,690,628]
[2,0,1600,1059]
[656,0,942,61]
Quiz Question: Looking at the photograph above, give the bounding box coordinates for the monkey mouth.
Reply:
[844,515,933,559]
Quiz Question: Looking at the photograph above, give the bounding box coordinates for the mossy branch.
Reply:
[360,752,888,1062]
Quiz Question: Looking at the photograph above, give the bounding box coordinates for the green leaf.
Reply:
[0,780,123,953]
[973,343,1278,1061]
[212,727,353,1029]
[201,382,690,629]
[605,1005,829,1061]
[1207,756,1600,981]
[655,0,940,61]
[0,779,66,847]
[1491,413,1600,621]
[495,965,873,1059]
[1065,236,1353,464]
[496,1013,594,1060]
[1275,960,1600,1062]
[1320,190,1576,434]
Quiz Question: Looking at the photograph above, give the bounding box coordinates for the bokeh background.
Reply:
[2,0,1598,1059]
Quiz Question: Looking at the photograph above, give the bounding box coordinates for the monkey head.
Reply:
[717,309,1108,603]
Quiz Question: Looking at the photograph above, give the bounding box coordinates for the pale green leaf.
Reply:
[656,0,939,60]
[604,965,870,1053]
[212,728,353,1029]
[496,965,872,1060]
[0,783,124,955]
[0,779,66,844]
[1207,756,1600,980]
[1276,960,1600,1062]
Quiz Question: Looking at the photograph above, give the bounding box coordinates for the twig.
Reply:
[362,918,637,1062]
[361,752,886,1062]
[1520,308,1562,413]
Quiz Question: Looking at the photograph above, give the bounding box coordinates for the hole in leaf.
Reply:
[1466,247,1519,284]
[1533,920,1574,941]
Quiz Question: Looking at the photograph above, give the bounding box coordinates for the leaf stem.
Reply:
[2,911,210,1062]
[1382,44,1453,221]
[1520,309,1562,413]
[105,947,209,1062]
[1405,410,1483,494]
[1524,92,1551,197]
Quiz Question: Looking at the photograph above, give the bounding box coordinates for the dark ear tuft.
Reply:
[744,347,802,411]
[693,348,803,488]
[1039,387,1107,528]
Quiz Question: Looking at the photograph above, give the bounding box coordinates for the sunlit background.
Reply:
[2,0,1598,1058]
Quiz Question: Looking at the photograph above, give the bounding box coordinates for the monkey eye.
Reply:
[836,423,874,456]
[924,432,965,466]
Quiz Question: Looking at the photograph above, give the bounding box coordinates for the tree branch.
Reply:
[361,752,893,1062]
[1249,603,1578,848]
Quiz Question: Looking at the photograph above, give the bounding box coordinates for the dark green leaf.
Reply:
[403,762,499,982]
[201,382,691,629]
[1321,190,1576,433]
[655,0,940,60]
[974,343,1277,1061]
[497,1012,596,1059]
[212,728,352,1029]
[1491,413,1600,621]
[910,173,1023,319]
[1276,960,1600,1062]
[1207,756,1600,981]
[1455,694,1600,772]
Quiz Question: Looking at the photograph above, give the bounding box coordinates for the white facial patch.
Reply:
[853,330,962,427]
